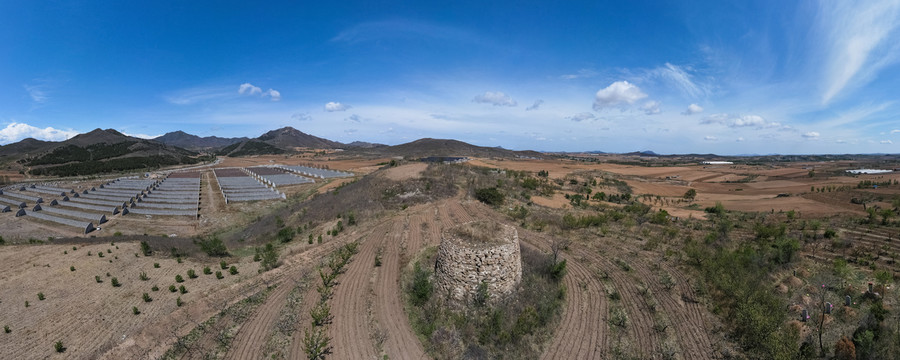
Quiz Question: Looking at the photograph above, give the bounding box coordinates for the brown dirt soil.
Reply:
[382,163,428,181]
[0,241,260,360]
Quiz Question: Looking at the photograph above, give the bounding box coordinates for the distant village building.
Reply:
[701,161,734,165]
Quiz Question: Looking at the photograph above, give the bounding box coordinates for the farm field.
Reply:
[2,154,900,358]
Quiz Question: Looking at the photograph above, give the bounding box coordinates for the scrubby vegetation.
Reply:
[404,245,566,358]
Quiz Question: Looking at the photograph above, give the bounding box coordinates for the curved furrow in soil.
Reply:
[593,250,662,357]
[325,222,388,359]
[374,220,427,359]
[447,200,475,223]
[223,282,293,360]
[657,261,715,359]
[103,238,344,359]
[618,248,713,359]
[538,248,608,359]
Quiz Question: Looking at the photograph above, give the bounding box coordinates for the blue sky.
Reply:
[1,1,899,154]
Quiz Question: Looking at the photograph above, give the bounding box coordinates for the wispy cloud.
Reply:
[24,85,48,104]
[704,135,717,141]
[560,68,599,80]
[593,81,647,111]
[682,103,703,115]
[325,102,351,112]
[882,140,894,144]
[701,113,781,129]
[332,19,486,47]
[473,91,517,107]
[345,114,362,122]
[292,112,312,121]
[0,122,79,145]
[525,99,544,111]
[819,0,900,103]
[566,112,596,122]
[802,131,820,139]
[647,63,709,99]
[165,86,232,105]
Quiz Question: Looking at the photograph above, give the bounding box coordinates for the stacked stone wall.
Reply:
[434,222,522,306]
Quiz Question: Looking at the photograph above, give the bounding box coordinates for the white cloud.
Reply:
[682,103,704,115]
[266,89,281,101]
[238,83,262,95]
[836,139,847,143]
[704,135,717,141]
[881,140,894,144]
[819,1,900,103]
[345,114,362,122]
[473,91,517,107]
[736,137,745,142]
[122,131,162,139]
[292,112,312,121]
[325,102,351,112]
[701,113,781,129]
[892,129,900,134]
[566,112,596,122]
[802,131,820,139]
[525,99,544,111]
[641,101,660,115]
[0,122,79,145]
[593,81,647,110]
[24,85,48,103]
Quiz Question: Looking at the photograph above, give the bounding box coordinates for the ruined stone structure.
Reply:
[434,221,522,306]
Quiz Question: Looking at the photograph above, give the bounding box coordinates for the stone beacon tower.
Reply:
[434,221,522,306]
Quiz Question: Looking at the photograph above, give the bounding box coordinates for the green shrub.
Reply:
[142,293,152,302]
[203,267,212,275]
[139,272,149,281]
[229,266,238,275]
[70,266,75,272]
[475,187,505,205]
[169,285,177,292]
[215,271,223,279]
[154,262,160,268]
[220,260,228,270]
[140,241,151,256]
[409,262,433,306]
[24,301,29,308]
[197,236,228,257]
[37,292,45,301]
[277,227,296,243]
[179,285,187,294]
[302,326,331,359]
[187,269,197,279]
[132,306,140,315]
[4,325,9,333]
[95,275,102,283]
[114,231,122,237]
[175,275,184,283]
[549,260,567,281]
[111,277,120,287]
[98,252,104,258]
[317,235,322,244]
[54,340,65,353]
[308,234,313,244]
[310,301,332,327]
[176,297,183,307]
[151,285,159,291]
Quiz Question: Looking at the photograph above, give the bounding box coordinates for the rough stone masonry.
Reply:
[434,221,522,306]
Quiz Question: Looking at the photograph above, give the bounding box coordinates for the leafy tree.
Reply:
[683,188,697,201]
[302,327,332,359]
[260,243,279,271]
